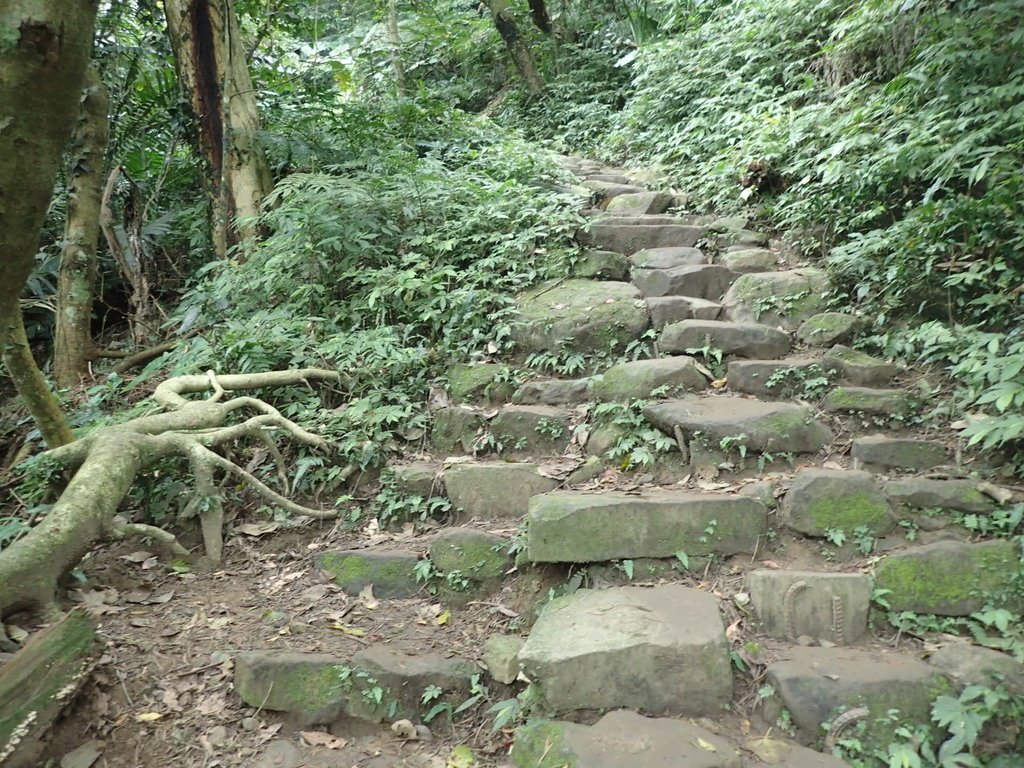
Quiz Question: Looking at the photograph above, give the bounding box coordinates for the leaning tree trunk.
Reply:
[527,0,551,34]
[163,0,273,260]
[387,0,409,97]
[54,66,111,389]
[482,0,545,95]
[0,368,346,650]
[0,0,98,448]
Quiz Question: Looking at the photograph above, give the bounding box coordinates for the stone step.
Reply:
[716,228,769,249]
[588,213,690,225]
[721,268,830,330]
[659,319,791,359]
[725,358,826,397]
[580,172,632,184]
[647,296,723,327]
[525,490,767,563]
[820,385,917,416]
[431,404,574,456]
[444,461,558,519]
[569,249,629,281]
[748,569,872,644]
[579,222,706,254]
[718,247,777,273]
[781,468,895,537]
[631,263,737,299]
[510,278,649,356]
[605,191,673,215]
[581,179,646,204]
[631,246,706,269]
[764,647,946,746]
[797,311,862,346]
[511,377,593,405]
[821,344,900,386]
[851,434,947,470]
[517,585,732,715]
[643,395,832,454]
[591,356,707,401]
[316,550,421,598]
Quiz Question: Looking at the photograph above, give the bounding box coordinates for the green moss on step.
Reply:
[806,490,891,532]
[512,720,576,768]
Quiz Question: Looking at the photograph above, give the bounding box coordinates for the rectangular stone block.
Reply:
[748,570,871,644]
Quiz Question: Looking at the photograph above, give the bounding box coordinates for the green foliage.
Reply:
[588,398,677,469]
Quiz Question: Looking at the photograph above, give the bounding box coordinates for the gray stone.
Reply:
[579,223,706,254]
[512,710,742,768]
[591,356,707,401]
[255,740,301,768]
[385,462,444,500]
[316,550,421,598]
[739,479,779,509]
[605,191,673,215]
[722,268,831,330]
[726,359,826,397]
[743,737,851,768]
[349,646,476,721]
[431,407,483,454]
[518,586,732,715]
[429,528,509,581]
[720,248,777,273]
[709,215,750,232]
[566,455,604,485]
[644,396,832,454]
[885,478,994,513]
[594,214,686,225]
[718,228,769,248]
[511,378,593,405]
[646,296,722,327]
[631,246,705,269]
[821,386,916,416]
[584,422,627,457]
[822,345,900,387]
[631,264,737,300]
[748,570,872,644]
[581,172,630,184]
[569,250,629,281]
[448,363,513,403]
[659,319,791,359]
[235,651,348,724]
[444,462,558,520]
[525,491,767,563]
[782,469,895,537]
[483,634,525,685]
[874,540,1018,615]
[927,643,1024,696]
[581,179,645,203]
[765,647,946,745]
[511,279,649,356]
[797,312,861,346]
[490,405,572,456]
[852,435,946,470]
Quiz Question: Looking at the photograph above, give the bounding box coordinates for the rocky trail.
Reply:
[17,156,1024,768]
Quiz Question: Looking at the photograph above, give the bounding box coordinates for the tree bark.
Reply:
[0,0,98,447]
[527,0,551,34]
[163,0,272,260]
[387,0,409,97]
[482,0,545,95]
[54,67,111,389]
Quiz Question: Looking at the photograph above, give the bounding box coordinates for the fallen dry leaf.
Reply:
[300,731,348,749]
[134,712,163,723]
[60,740,103,768]
[358,584,378,610]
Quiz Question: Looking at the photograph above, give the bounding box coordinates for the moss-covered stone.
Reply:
[490,405,572,456]
[482,634,525,685]
[721,268,831,330]
[234,651,350,724]
[885,478,995,513]
[874,540,1018,615]
[719,248,777,273]
[383,462,444,499]
[821,386,916,416]
[822,345,900,387]
[429,528,509,581]
[591,356,707,401]
[447,363,514,404]
[796,312,861,346]
[569,249,629,280]
[782,469,894,536]
[851,436,946,470]
[512,720,576,768]
[316,550,420,598]
[430,406,483,454]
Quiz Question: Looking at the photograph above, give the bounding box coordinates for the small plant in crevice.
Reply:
[764,364,832,400]
[371,485,452,528]
[588,399,678,469]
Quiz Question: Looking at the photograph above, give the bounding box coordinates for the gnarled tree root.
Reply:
[0,368,344,633]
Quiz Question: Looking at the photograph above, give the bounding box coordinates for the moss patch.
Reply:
[317,551,420,598]
[511,720,577,768]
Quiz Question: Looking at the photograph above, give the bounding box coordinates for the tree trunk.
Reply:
[0,0,98,447]
[527,0,551,34]
[482,0,545,95]
[163,0,272,260]
[54,67,111,389]
[387,0,409,97]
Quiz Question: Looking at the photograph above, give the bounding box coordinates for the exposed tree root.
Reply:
[0,368,345,637]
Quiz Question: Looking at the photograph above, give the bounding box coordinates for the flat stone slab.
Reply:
[744,737,852,767]
[646,296,722,327]
[490,405,572,456]
[722,268,831,330]
[511,279,649,355]
[659,319,791,359]
[821,386,916,416]
[512,710,742,768]
[720,248,777,273]
[874,540,1018,615]
[448,362,513,404]
[518,586,732,715]
[927,642,1024,696]
[605,190,673,215]
[483,634,525,685]
[431,406,484,453]
[821,345,900,387]
[726,359,825,397]
[797,312,861,346]
[526,491,767,563]
[235,651,348,724]
[580,223,706,254]
[631,246,705,269]
[884,478,994,513]
[444,462,558,520]
[644,396,832,454]
[316,550,420,598]
[718,228,769,248]
[429,528,509,581]
[782,468,895,537]
[852,435,946,470]
[385,461,444,499]
[591,356,707,401]
[748,570,871,644]
[511,378,593,405]
[631,264,737,299]
[766,647,945,744]
[582,179,645,203]
[570,249,629,281]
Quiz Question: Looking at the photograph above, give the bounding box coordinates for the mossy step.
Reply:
[659,319,791,359]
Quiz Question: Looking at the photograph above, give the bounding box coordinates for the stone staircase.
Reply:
[230,156,1023,767]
